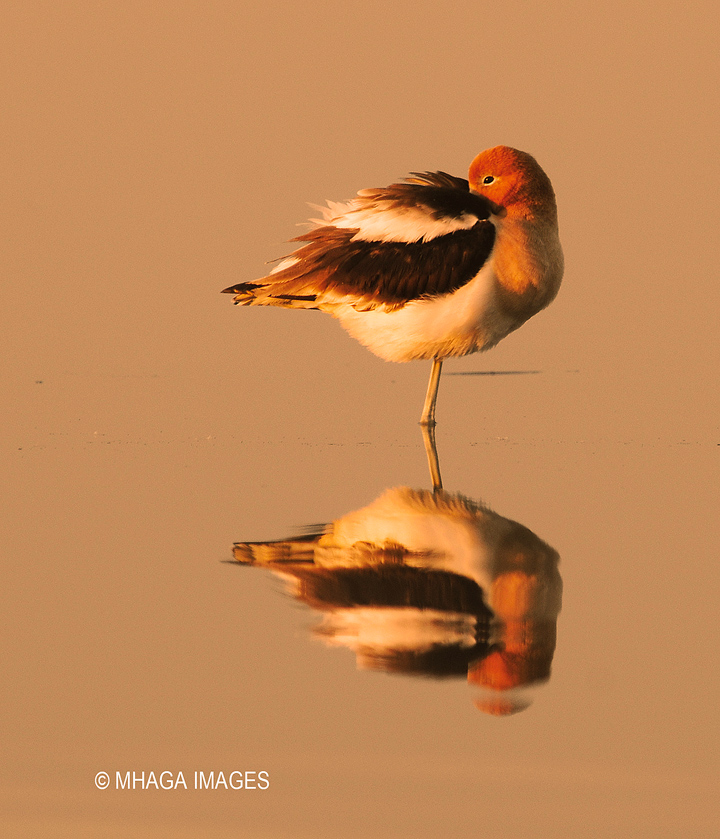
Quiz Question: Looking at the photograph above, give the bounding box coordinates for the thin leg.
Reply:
[421,422,443,492]
[420,357,443,427]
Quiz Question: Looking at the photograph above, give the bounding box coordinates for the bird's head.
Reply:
[468,146,557,220]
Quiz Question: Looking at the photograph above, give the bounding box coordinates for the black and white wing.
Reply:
[223,172,498,311]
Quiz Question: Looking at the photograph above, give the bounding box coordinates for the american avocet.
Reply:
[223,146,563,425]
[232,485,561,710]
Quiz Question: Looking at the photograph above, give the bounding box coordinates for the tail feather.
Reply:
[233,533,322,566]
[221,282,261,305]
[221,281,319,309]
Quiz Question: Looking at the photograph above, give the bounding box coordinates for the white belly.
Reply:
[331,260,515,362]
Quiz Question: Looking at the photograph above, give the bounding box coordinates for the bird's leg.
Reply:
[420,357,443,427]
[421,422,443,493]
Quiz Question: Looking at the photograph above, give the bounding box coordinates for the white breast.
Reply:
[329,257,516,362]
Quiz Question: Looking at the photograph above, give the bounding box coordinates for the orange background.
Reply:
[2,1,718,836]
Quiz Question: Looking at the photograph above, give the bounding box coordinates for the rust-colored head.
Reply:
[468,146,557,218]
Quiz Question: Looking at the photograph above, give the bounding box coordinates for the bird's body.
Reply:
[224,146,563,423]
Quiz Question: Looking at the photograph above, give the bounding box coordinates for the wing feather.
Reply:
[223,173,497,310]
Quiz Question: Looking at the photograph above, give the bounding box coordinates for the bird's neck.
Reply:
[493,212,564,315]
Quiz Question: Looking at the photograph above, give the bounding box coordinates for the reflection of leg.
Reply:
[420,357,443,426]
[421,422,443,493]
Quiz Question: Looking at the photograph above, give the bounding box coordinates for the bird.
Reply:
[232,485,562,711]
[223,146,563,425]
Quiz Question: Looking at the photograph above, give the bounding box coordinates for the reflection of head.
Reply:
[290,565,494,679]
[469,529,560,693]
[468,530,560,704]
[468,628,556,690]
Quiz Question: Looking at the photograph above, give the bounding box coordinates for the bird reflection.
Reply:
[232,475,561,715]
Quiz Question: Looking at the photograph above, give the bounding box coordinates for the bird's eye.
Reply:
[483,175,495,185]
